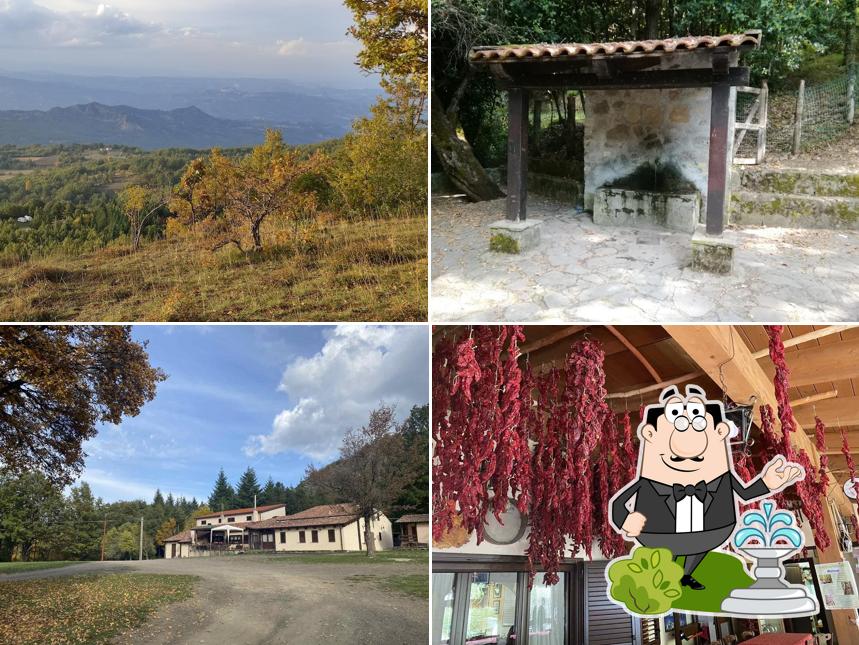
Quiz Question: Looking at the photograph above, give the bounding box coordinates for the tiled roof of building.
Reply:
[194,503,285,520]
[164,530,193,543]
[396,514,429,524]
[245,504,362,529]
[470,32,760,64]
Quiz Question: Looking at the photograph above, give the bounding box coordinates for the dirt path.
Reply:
[2,557,427,645]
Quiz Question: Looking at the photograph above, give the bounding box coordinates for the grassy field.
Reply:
[0,561,80,575]
[344,572,428,598]
[0,214,427,321]
[0,573,197,645]
[263,549,429,565]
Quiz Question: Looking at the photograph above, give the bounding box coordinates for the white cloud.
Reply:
[244,325,428,461]
[276,37,308,57]
[0,0,162,49]
[78,467,200,501]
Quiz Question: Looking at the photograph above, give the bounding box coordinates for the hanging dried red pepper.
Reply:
[814,416,831,499]
[840,424,858,504]
[526,337,609,584]
[432,326,535,545]
[764,326,830,550]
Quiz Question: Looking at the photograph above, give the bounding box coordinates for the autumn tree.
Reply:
[306,405,423,556]
[167,157,217,233]
[185,504,212,530]
[209,130,327,252]
[0,326,166,486]
[119,185,167,252]
[154,518,178,547]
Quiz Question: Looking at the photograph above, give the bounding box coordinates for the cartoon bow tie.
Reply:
[673,481,707,502]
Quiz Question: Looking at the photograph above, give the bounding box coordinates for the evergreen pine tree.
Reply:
[208,468,236,511]
[234,467,262,508]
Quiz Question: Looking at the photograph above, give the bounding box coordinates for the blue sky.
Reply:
[0,0,373,86]
[80,324,429,504]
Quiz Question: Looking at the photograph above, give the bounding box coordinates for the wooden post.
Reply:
[848,70,855,125]
[101,518,106,561]
[507,88,530,221]
[815,502,859,644]
[757,81,768,163]
[706,83,731,235]
[793,79,805,155]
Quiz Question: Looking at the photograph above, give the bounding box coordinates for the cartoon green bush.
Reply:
[607,547,683,615]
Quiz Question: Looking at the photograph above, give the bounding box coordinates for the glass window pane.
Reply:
[432,573,456,645]
[529,572,564,645]
[465,572,518,645]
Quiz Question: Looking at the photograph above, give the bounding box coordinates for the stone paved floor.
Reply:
[431,196,859,322]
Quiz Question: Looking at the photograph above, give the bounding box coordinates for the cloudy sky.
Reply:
[0,0,373,86]
[80,324,428,503]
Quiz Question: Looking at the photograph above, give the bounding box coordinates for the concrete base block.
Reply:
[691,226,737,274]
[488,219,543,253]
[593,187,699,233]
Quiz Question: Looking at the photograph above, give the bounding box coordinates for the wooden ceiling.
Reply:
[436,324,859,496]
[736,325,859,481]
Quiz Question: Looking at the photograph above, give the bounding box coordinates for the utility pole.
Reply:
[139,517,144,561]
[100,518,107,561]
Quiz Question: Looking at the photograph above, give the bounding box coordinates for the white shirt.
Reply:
[675,495,704,533]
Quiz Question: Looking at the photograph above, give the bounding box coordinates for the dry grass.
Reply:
[0,214,427,321]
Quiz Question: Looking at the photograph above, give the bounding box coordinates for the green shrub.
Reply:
[607,547,683,615]
[489,233,519,254]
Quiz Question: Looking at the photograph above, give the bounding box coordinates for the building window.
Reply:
[431,569,567,645]
[247,515,252,521]
[228,517,235,523]
[379,532,382,542]
[262,533,273,543]
[280,531,286,543]
[299,531,306,543]
[311,530,319,543]
[218,518,222,523]
[328,529,336,543]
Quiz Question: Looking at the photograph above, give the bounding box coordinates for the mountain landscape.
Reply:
[0,72,378,148]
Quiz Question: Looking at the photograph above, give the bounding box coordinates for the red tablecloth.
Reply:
[741,634,813,645]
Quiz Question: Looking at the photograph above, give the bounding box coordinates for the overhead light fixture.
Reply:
[726,396,757,448]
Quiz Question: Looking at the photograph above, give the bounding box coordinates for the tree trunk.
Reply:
[132,224,142,252]
[847,0,858,71]
[431,87,503,202]
[363,512,376,557]
[645,0,661,39]
[251,219,263,251]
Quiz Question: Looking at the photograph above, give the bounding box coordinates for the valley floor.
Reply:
[0,215,427,322]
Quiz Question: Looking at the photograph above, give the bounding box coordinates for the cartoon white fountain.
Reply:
[721,502,820,616]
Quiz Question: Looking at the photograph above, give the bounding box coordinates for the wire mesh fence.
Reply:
[736,69,858,157]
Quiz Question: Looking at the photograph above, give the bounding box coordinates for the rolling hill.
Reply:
[0,103,321,149]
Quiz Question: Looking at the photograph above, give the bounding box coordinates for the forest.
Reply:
[0,404,429,563]
[432,0,858,196]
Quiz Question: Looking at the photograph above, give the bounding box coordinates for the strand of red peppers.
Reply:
[764,325,831,550]
[525,338,610,585]
[432,326,532,544]
[838,424,859,545]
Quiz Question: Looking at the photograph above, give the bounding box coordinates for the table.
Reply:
[742,634,813,645]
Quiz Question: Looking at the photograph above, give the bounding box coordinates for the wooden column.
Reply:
[706,83,731,235]
[507,88,530,221]
[816,505,859,644]
[793,79,806,155]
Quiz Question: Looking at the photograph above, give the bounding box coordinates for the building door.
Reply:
[171,543,176,558]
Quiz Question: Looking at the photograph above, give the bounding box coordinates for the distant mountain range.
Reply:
[0,72,379,148]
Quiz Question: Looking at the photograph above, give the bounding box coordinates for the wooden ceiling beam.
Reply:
[665,325,854,516]
[605,325,662,382]
[749,325,857,359]
[757,336,859,388]
[790,390,838,408]
[795,396,859,429]
[520,325,588,355]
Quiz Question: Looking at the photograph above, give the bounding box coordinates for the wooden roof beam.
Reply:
[664,325,854,516]
[757,336,859,388]
[749,325,856,359]
[795,396,859,428]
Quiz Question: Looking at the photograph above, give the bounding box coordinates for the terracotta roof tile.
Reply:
[245,504,362,529]
[396,514,429,524]
[164,529,192,543]
[470,32,760,63]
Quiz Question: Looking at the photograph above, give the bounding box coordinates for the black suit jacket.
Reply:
[611,472,770,534]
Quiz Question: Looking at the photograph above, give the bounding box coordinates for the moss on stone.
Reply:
[490,233,520,254]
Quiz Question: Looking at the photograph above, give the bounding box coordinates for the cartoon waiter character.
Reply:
[609,384,804,591]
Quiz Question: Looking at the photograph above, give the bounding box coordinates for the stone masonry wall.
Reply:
[582,50,738,219]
